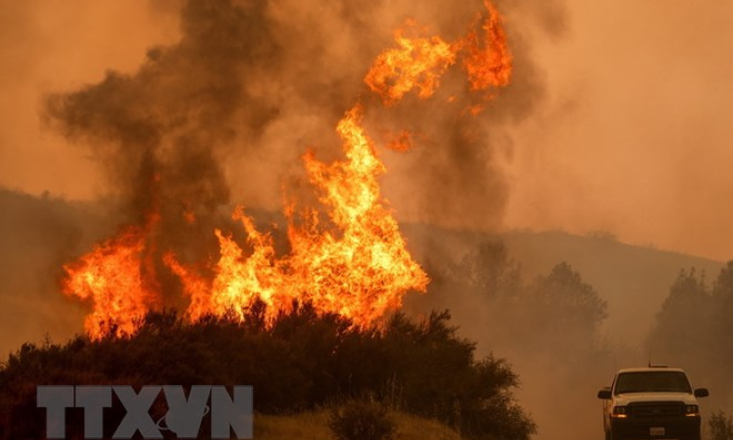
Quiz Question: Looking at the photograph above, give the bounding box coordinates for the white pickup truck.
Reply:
[597,367,709,440]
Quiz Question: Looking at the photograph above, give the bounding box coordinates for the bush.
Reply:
[710,411,733,440]
[0,305,535,440]
[329,399,396,440]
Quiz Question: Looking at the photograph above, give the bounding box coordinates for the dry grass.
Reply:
[254,409,464,440]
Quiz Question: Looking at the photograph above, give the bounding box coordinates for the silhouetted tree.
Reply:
[647,263,733,412]
[456,240,523,299]
[648,269,713,367]
[529,262,608,341]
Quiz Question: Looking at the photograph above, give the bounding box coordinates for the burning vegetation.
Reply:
[0,307,536,440]
[58,1,513,339]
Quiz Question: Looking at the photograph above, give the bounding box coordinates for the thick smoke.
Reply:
[44,0,565,244]
[44,1,283,267]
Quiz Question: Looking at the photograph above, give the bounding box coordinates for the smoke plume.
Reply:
[43,0,565,241]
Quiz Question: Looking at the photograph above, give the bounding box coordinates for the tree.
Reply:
[647,264,733,413]
[531,262,608,332]
[456,240,522,300]
[648,269,713,367]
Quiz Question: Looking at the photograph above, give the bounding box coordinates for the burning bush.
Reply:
[0,305,534,440]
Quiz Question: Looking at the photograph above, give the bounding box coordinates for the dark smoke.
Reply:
[44,0,285,304]
[44,0,567,247]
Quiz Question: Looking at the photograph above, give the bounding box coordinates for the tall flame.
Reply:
[61,1,512,338]
[166,106,429,327]
[288,105,429,325]
[462,0,513,92]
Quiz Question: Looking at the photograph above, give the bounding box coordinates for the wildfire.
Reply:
[165,208,290,323]
[62,223,160,338]
[364,25,456,106]
[61,1,512,338]
[461,0,513,92]
[365,0,512,110]
[164,106,428,327]
[287,105,429,325]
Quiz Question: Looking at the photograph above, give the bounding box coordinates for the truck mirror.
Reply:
[597,389,612,399]
[694,388,709,398]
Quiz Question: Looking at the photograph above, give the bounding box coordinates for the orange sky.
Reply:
[1,0,732,261]
[503,0,733,261]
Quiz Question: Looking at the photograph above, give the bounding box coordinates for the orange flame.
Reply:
[461,0,513,92]
[166,208,291,322]
[287,105,429,325]
[366,0,512,108]
[61,1,512,338]
[365,26,456,106]
[62,223,159,338]
[166,106,428,327]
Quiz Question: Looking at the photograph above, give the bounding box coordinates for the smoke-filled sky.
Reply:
[1,0,732,261]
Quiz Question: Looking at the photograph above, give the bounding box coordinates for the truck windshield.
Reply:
[614,371,692,394]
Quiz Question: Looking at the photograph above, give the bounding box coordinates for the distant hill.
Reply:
[0,189,95,355]
[401,224,724,345]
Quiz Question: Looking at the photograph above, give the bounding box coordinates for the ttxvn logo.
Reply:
[37,385,253,439]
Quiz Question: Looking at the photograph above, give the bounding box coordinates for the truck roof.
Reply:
[616,367,686,374]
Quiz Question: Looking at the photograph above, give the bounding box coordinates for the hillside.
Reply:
[256,410,463,440]
[401,224,724,345]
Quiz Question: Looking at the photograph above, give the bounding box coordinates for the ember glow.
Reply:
[61,1,512,339]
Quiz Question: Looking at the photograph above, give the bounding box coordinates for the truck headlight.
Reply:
[685,405,699,416]
[612,406,628,418]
